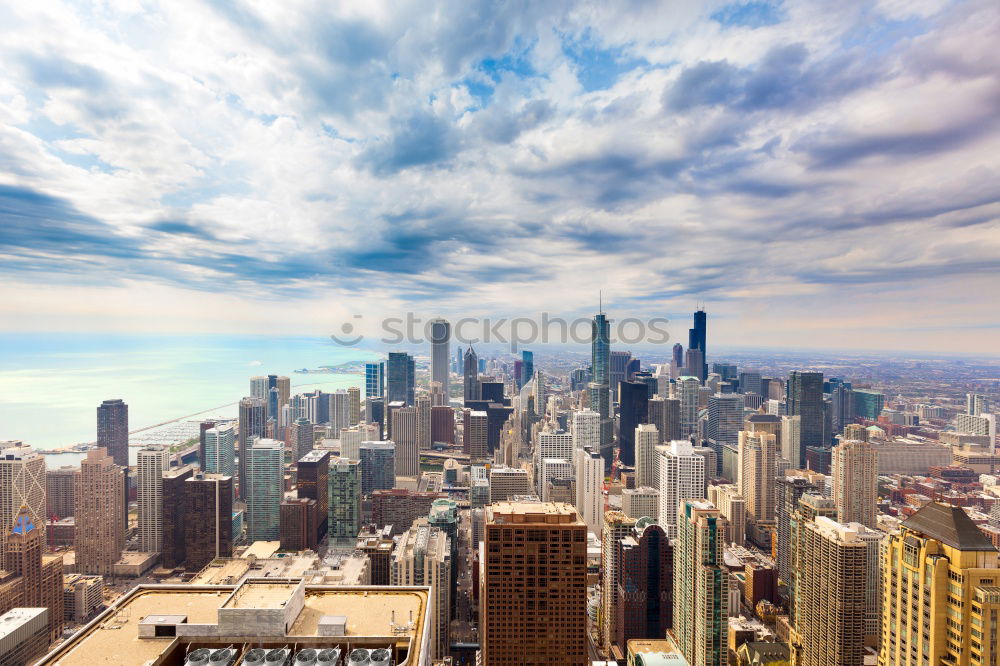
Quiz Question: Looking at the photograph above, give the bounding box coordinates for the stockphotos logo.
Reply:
[330,313,670,352]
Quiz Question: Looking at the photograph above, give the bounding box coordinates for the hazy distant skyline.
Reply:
[1,1,998,353]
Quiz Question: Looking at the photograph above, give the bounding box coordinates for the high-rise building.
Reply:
[416,394,432,451]
[328,457,361,545]
[160,464,194,569]
[591,312,613,460]
[391,406,419,478]
[791,517,870,666]
[280,497,318,551]
[463,347,480,403]
[464,409,489,460]
[602,510,638,652]
[136,447,169,553]
[616,519,672,649]
[372,488,445,532]
[635,423,660,488]
[246,438,283,542]
[738,371,762,397]
[290,416,313,461]
[0,608,50,664]
[788,494,837,625]
[571,409,601,451]
[658,440,706,537]
[329,390,350,432]
[183,472,233,571]
[430,318,451,399]
[358,442,395,494]
[347,386,361,426]
[677,376,701,436]
[688,309,708,380]
[96,398,129,467]
[707,483,746,546]
[738,430,777,523]
[618,380,649,466]
[671,343,684,375]
[386,351,415,406]
[787,371,825,455]
[297,449,329,541]
[574,446,603,535]
[674,499,728,666]
[707,393,743,451]
[237,397,266,500]
[487,466,531,503]
[480,502,587,666]
[853,389,885,420]
[520,350,534,390]
[880,503,1000,665]
[781,415,802,468]
[0,444,46,555]
[831,439,878,528]
[967,392,989,416]
[74,448,125,575]
[392,520,451,660]
[202,423,236,477]
[610,351,633,399]
[45,465,76,520]
[365,361,385,398]
[775,476,818,584]
[2,507,64,643]
[622,487,660,520]
[431,405,455,445]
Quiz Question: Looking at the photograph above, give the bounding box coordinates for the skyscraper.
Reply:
[202,423,236,477]
[463,346,480,403]
[591,311,613,461]
[616,519,672,648]
[96,398,129,467]
[688,309,707,381]
[571,409,601,451]
[328,457,361,545]
[831,439,878,528]
[674,499,728,666]
[74,448,125,575]
[183,472,233,571]
[136,446,169,553]
[787,371,824,457]
[0,444,46,556]
[658,440,706,538]
[237,396,266,500]
[392,520,452,660]
[290,416,313,461]
[791,517,870,666]
[430,318,451,400]
[365,361,385,398]
[738,430,777,523]
[386,351,415,406]
[677,376,701,436]
[2,506,64,643]
[480,502,587,666]
[574,446,603,535]
[707,393,743,449]
[246,438,283,541]
[45,465,75,520]
[359,441,395,494]
[602,510,638,652]
[520,350,534,389]
[297,449,329,541]
[160,464,194,569]
[775,476,818,585]
[416,394,432,450]
[635,423,660,489]
[610,350,633,398]
[879,502,1000,666]
[392,406,419,478]
[347,386,361,426]
[618,380,649,466]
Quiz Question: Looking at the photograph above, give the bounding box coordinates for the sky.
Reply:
[0,0,998,353]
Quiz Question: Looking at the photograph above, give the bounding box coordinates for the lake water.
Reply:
[0,333,378,465]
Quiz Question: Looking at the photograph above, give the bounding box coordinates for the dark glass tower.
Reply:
[520,350,534,390]
[787,370,825,460]
[463,347,480,403]
[687,309,707,381]
[97,399,129,467]
[589,312,613,464]
[386,351,415,406]
[617,380,649,466]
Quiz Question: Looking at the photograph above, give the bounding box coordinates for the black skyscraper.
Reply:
[618,380,649,467]
[97,398,129,467]
[787,370,825,461]
[463,347,480,403]
[386,351,415,406]
[687,309,707,381]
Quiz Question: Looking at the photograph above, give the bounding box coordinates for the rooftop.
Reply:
[903,501,997,552]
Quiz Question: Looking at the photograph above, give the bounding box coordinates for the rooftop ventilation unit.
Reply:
[210,648,238,666]
[293,648,317,666]
[241,649,266,666]
[316,648,341,664]
[265,648,291,666]
[369,648,391,666]
[187,649,212,666]
[347,649,370,666]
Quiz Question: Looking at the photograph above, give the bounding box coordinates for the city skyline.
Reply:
[0,1,998,352]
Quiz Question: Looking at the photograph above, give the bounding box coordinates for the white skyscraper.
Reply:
[541,458,573,501]
[635,423,660,488]
[430,319,451,401]
[571,409,601,451]
[137,446,170,553]
[677,376,701,436]
[203,423,236,477]
[574,447,604,534]
[658,439,706,537]
[329,390,350,432]
[392,406,419,478]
